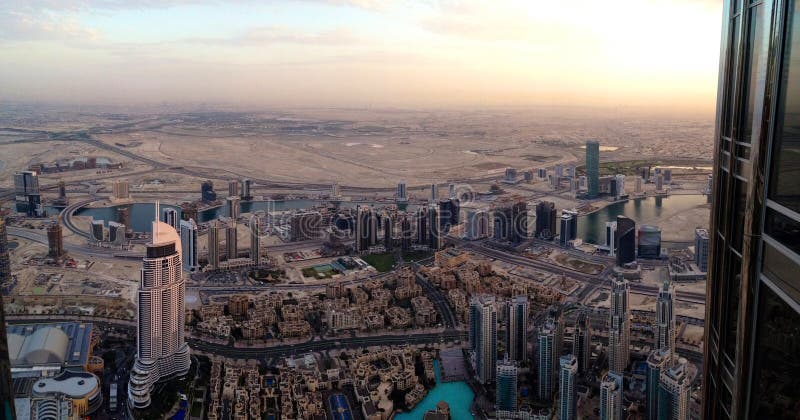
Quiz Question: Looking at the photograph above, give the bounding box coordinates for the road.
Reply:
[186,330,466,360]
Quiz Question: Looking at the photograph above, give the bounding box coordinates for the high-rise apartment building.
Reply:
[128,210,190,408]
[608,276,630,373]
[605,221,617,256]
[228,180,239,197]
[638,225,662,259]
[600,372,624,420]
[465,209,490,240]
[559,355,578,420]
[179,219,199,272]
[658,358,696,420]
[469,295,497,384]
[703,1,800,418]
[249,216,261,265]
[47,222,64,259]
[430,183,438,202]
[112,180,130,200]
[241,178,252,201]
[537,319,556,401]
[396,182,407,202]
[646,348,672,420]
[573,311,591,374]
[208,221,222,269]
[505,296,529,362]
[656,280,676,354]
[227,196,240,220]
[226,220,238,259]
[586,140,600,198]
[163,208,179,230]
[427,206,440,250]
[496,358,518,413]
[14,170,42,216]
[511,201,527,243]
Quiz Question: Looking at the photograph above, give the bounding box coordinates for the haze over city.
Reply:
[2,0,799,420]
[2,0,722,112]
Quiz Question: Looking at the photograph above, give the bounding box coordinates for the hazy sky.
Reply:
[0,0,722,112]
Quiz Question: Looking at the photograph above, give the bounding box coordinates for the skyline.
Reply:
[1,0,722,113]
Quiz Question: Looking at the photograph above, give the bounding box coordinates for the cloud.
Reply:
[190,26,360,46]
[0,11,100,41]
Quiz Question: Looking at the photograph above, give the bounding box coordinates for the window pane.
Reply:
[724,17,741,138]
[731,179,748,251]
[765,208,800,255]
[769,1,800,213]
[741,5,769,145]
[723,251,742,359]
[762,242,800,303]
[749,285,800,419]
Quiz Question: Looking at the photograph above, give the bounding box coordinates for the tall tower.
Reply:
[534,201,557,240]
[415,208,427,246]
[615,216,636,266]
[699,5,800,417]
[179,219,199,272]
[608,276,630,373]
[241,178,252,201]
[128,207,190,409]
[693,228,709,273]
[605,221,617,256]
[47,222,64,259]
[559,210,578,247]
[585,140,600,198]
[226,220,238,260]
[162,208,179,230]
[495,358,518,413]
[396,182,407,202]
[505,296,529,362]
[600,372,624,420]
[559,355,578,420]
[208,221,222,269]
[469,295,497,384]
[227,196,240,220]
[0,219,15,419]
[430,183,438,202]
[249,216,261,265]
[382,213,393,251]
[656,280,676,355]
[646,347,672,420]
[537,318,556,401]
[427,206,440,250]
[572,311,591,374]
[658,358,696,420]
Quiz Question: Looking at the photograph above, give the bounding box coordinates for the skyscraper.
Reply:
[656,280,676,355]
[703,2,800,418]
[179,219,199,272]
[465,209,489,240]
[401,215,412,251]
[415,208,427,246]
[249,216,261,265]
[241,178,252,201]
[535,201,557,240]
[586,140,600,198]
[228,180,239,197]
[646,347,672,420]
[14,170,42,216]
[605,221,617,256]
[559,210,578,247]
[572,311,591,375]
[600,372,624,420]
[493,206,513,242]
[163,207,179,230]
[47,222,64,259]
[559,355,578,420]
[693,228,709,273]
[227,195,240,220]
[658,358,695,420]
[427,206,440,250]
[537,318,556,401]
[430,183,438,202]
[608,276,630,373]
[505,296,529,362]
[396,182,407,202]
[495,358,518,413]
[382,213,393,250]
[128,207,190,408]
[0,219,14,419]
[208,221,222,269]
[615,216,636,266]
[511,201,527,243]
[469,295,497,384]
[226,220,238,259]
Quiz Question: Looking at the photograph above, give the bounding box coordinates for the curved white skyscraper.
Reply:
[128,207,190,409]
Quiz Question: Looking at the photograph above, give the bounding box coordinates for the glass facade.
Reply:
[704,0,800,418]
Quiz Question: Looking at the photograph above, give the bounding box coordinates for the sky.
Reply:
[0,0,723,113]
